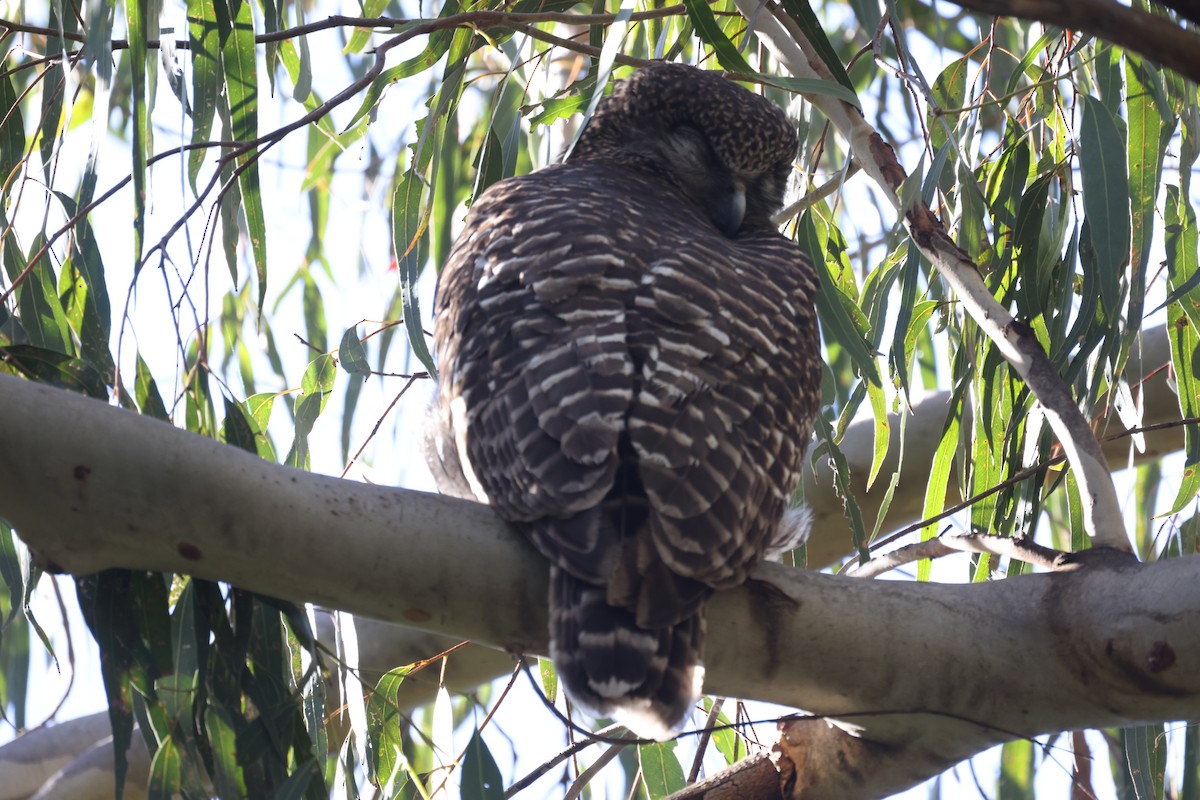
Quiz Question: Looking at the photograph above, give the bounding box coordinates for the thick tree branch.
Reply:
[0,375,1196,799]
[946,0,1200,85]
[0,713,145,800]
[664,749,782,799]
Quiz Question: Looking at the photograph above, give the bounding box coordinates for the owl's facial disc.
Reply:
[648,126,751,237]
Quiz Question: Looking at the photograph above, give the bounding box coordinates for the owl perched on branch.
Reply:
[427,63,821,740]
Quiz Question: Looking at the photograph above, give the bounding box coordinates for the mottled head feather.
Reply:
[571,63,797,231]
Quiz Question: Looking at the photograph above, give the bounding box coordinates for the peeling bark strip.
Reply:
[1,375,1197,799]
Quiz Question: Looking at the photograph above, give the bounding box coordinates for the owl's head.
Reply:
[570,63,798,237]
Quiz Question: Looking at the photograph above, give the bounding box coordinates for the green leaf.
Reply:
[0,71,25,188]
[461,729,504,800]
[221,0,268,311]
[135,355,169,420]
[1163,186,1200,514]
[206,705,247,798]
[188,0,221,192]
[538,657,557,705]
[681,0,752,74]
[1183,718,1199,800]
[639,740,687,799]
[286,354,336,469]
[366,665,413,788]
[277,41,338,141]
[338,326,371,378]
[986,132,1031,266]
[1125,725,1167,800]
[758,74,861,108]
[798,211,879,388]
[222,396,259,454]
[391,169,437,378]
[13,235,72,355]
[1013,174,1052,329]
[700,698,741,765]
[997,738,1033,799]
[529,94,588,128]
[847,0,881,35]
[125,0,150,272]
[240,392,278,460]
[1124,56,1168,329]
[0,345,107,398]
[215,111,243,285]
[76,571,150,799]
[300,269,327,352]
[917,384,964,582]
[776,0,855,93]
[290,0,312,102]
[929,56,969,150]
[343,0,390,54]
[1066,468,1088,553]
[342,9,459,134]
[54,192,113,372]
[0,521,31,730]
[864,374,889,489]
[0,524,24,628]
[147,735,183,800]
[272,759,318,800]
[1078,94,1130,323]
[813,411,869,561]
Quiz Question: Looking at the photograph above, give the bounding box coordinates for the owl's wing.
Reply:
[431,169,640,582]
[618,231,821,626]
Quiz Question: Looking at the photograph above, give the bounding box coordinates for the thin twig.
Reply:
[505,722,632,797]
[341,375,423,479]
[564,741,630,800]
[847,533,1065,578]
[687,698,724,782]
[863,415,1200,560]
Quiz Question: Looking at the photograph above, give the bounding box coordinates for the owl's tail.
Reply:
[548,566,705,741]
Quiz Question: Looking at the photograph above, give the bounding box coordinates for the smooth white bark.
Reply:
[1,373,1197,798]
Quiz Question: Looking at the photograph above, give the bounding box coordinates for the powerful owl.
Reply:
[427,63,821,740]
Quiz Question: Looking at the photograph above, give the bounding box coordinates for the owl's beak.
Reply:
[713,182,747,237]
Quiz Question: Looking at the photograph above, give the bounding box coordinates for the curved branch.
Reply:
[0,375,1196,799]
[946,0,1200,85]
[736,0,1129,551]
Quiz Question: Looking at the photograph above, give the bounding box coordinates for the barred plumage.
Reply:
[427,63,821,740]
